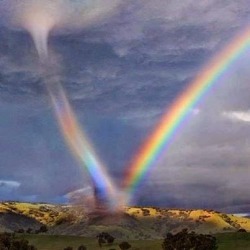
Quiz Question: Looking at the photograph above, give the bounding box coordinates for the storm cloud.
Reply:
[0,1,250,211]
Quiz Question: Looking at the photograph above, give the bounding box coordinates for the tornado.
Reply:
[1,0,124,211]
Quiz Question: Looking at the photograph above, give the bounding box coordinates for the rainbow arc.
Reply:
[123,28,250,199]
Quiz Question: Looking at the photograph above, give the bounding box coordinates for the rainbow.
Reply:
[47,81,118,208]
[123,28,250,197]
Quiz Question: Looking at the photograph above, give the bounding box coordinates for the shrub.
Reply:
[106,235,115,244]
[119,241,131,250]
[78,245,87,250]
[26,228,32,234]
[96,232,115,247]
[16,229,24,234]
[0,233,37,250]
[39,225,48,233]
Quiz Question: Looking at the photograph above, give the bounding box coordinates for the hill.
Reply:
[0,202,250,239]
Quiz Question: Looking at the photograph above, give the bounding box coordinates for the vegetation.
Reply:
[1,202,250,249]
[118,241,131,250]
[7,232,250,250]
[216,232,250,250]
[16,225,48,235]
[162,229,217,250]
[0,233,37,250]
[77,246,87,250]
[17,234,160,250]
[1,202,250,239]
[96,232,115,247]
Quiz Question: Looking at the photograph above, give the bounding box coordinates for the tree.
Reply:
[162,229,217,250]
[0,233,12,249]
[0,233,37,250]
[98,238,105,248]
[26,228,32,234]
[78,245,87,250]
[106,235,115,244]
[16,229,24,234]
[119,241,131,250]
[96,232,115,247]
[39,225,48,233]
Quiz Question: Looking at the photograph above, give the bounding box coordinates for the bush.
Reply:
[106,235,115,244]
[26,228,32,234]
[16,229,24,234]
[97,232,115,247]
[39,225,48,233]
[119,241,131,250]
[78,245,87,250]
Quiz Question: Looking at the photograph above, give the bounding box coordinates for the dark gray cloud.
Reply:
[0,1,250,211]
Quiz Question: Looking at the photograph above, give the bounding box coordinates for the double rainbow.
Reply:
[123,28,250,198]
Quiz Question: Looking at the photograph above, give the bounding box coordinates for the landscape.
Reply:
[1,0,250,249]
[0,201,250,249]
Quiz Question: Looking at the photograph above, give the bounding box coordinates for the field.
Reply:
[216,233,250,250]
[19,234,162,250]
[18,233,250,250]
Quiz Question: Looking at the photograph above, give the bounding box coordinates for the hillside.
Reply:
[0,202,250,239]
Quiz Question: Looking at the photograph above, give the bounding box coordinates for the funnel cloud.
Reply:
[0,0,120,59]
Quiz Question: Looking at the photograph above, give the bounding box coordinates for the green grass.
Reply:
[216,233,250,250]
[17,233,250,250]
[19,234,162,250]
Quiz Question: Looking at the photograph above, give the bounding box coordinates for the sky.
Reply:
[0,0,250,212]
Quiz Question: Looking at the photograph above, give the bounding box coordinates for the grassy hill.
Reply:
[0,202,250,249]
[1,202,250,239]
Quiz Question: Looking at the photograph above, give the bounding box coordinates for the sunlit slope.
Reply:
[0,202,250,238]
[0,202,85,226]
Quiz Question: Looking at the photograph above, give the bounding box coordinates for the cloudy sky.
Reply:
[0,0,250,212]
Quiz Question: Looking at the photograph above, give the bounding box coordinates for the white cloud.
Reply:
[0,180,21,189]
[65,186,93,199]
[191,108,200,116]
[223,111,250,122]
